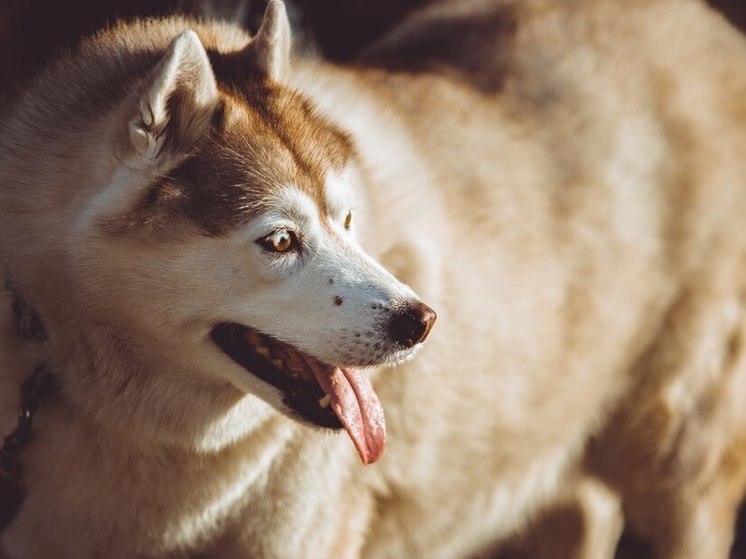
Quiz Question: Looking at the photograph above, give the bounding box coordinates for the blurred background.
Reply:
[0,0,744,104]
[0,0,423,104]
[0,0,745,556]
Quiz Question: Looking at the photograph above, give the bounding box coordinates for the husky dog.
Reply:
[3,0,746,557]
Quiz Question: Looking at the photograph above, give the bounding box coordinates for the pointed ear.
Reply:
[128,30,218,166]
[243,0,291,81]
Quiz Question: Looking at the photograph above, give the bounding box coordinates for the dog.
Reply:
[3,0,746,557]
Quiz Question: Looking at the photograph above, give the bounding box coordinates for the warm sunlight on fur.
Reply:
[2,1,746,558]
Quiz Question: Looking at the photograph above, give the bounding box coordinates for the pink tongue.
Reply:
[306,360,386,464]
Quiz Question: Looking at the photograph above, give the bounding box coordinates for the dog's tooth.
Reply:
[272,358,284,369]
[256,346,270,358]
[245,329,261,347]
[318,394,331,409]
[286,353,304,371]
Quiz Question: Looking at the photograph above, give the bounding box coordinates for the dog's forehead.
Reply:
[324,168,355,215]
[217,91,354,217]
[260,172,353,223]
[258,186,320,226]
[153,85,355,236]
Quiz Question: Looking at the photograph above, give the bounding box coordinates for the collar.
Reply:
[0,366,57,532]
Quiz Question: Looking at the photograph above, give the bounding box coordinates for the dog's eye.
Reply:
[257,229,298,253]
[344,212,352,230]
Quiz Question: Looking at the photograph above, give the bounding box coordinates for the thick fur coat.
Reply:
[3,1,746,557]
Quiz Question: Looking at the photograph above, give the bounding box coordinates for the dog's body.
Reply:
[3,0,746,557]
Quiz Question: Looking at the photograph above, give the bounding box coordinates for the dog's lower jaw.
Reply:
[211,323,387,463]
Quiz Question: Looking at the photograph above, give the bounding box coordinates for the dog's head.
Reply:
[0,2,434,462]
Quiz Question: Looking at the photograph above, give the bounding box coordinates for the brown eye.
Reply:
[344,211,352,230]
[257,229,298,253]
[273,231,293,252]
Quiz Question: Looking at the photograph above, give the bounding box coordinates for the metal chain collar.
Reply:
[0,366,56,532]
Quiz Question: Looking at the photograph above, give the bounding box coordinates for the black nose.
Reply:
[389,302,437,347]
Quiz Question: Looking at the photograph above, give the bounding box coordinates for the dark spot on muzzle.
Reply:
[389,302,437,348]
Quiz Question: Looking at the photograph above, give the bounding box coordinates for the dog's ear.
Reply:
[127,30,218,166]
[242,0,291,81]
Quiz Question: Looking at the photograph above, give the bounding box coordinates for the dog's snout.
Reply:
[389,302,437,347]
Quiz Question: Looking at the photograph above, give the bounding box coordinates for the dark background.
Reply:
[0,0,425,101]
[0,0,743,100]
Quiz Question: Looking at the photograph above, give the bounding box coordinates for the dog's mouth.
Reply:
[211,323,385,464]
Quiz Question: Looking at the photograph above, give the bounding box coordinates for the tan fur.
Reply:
[3,0,746,557]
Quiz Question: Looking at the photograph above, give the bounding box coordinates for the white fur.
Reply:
[221,186,419,368]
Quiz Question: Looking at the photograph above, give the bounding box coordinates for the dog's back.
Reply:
[301,1,746,555]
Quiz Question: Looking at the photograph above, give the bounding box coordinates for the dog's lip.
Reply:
[211,322,344,429]
[211,322,387,464]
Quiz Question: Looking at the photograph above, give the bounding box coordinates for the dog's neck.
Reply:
[1,281,46,372]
